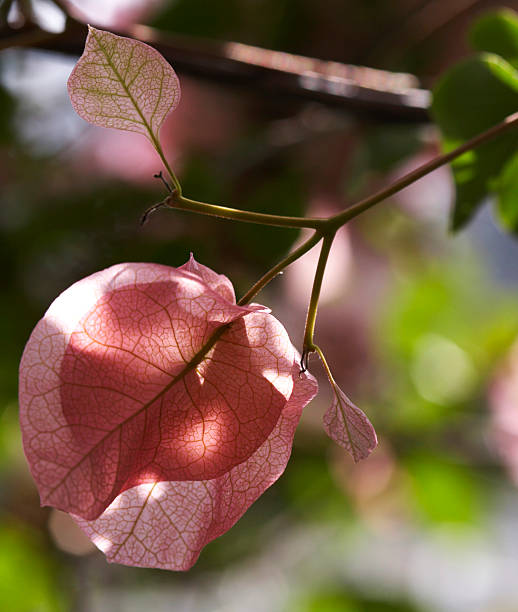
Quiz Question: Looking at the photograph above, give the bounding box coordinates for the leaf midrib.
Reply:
[91,29,160,148]
[46,322,231,504]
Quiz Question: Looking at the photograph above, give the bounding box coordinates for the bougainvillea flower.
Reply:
[19,257,317,569]
[73,361,315,570]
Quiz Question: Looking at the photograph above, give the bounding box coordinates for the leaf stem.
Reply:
[312,344,336,385]
[238,231,323,305]
[327,111,518,229]
[151,138,183,196]
[156,111,518,363]
[302,232,335,352]
[170,194,326,230]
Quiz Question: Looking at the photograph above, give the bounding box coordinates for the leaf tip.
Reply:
[183,252,199,273]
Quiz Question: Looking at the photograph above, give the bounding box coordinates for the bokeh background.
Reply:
[2,1,518,610]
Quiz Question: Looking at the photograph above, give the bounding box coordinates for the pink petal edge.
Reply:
[73,363,317,571]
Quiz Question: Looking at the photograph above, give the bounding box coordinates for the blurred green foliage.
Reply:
[405,452,483,524]
[470,9,518,68]
[287,588,420,612]
[0,524,68,612]
[378,260,518,431]
[497,151,518,229]
[432,9,518,231]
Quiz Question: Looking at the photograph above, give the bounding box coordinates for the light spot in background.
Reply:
[285,224,352,307]
[0,49,80,154]
[6,1,24,28]
[408,527,496,612]
[410,333,477,405]
[78,128,161,184]
[64,0,163,28]
[393,149,453,224]
[31,0,67,33]
[48,509,96,556]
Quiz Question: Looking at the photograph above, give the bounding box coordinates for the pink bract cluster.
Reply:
[19,257,317,570]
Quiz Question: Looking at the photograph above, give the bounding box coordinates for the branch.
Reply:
[0,18,430,122]
[330,111,518,227]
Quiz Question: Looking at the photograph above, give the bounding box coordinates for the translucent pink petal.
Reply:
[19,261,297,519]
[178,253,237,304]
[73,364,317,571]
[67,26,180,140]
[323,383,377,462]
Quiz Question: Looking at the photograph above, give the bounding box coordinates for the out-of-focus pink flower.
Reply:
[391,147,453,223]
[490,341,518,485]
[64,0,164,29]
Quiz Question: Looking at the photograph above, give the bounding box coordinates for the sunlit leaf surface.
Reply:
[74,365,317,571]
[67,26,180,142]
[19,258,314,520]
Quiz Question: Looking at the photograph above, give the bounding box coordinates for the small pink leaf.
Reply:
[67,26,180,141]
[19,258,304,520]
[323,382,377,462]
[73,365,317,571]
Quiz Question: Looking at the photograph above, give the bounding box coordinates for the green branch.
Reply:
[302,232,335,352]
[328,111,518,229]
[153,111,518,359]
[169,194,326,230]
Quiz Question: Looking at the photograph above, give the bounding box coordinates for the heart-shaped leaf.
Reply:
[323,381,377,462]
[19,258,308,521]
[67,26,180,144]
[73,364,317,571]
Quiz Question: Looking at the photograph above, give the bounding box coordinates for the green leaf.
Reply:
[496,151,518,232]
[470,9,518,68]
[431,54,518,230]
[67,26,180,146]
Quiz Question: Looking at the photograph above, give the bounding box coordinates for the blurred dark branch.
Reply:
[356,0,484,64]
[356,0,437,63]
[0,17,430,123]
[364,0,484,66]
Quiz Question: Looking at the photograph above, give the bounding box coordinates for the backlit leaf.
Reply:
[73,364,317,571]
[496,152,518,232]
[67,26,180,143]
[431,54,518,230]
[470,9,518,68]
[19,258,315,522]
[323,382,377,462]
